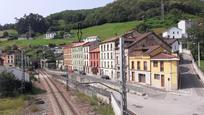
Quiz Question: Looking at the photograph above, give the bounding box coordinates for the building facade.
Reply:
[72,42,86,71]
[1,51,16,67]
[162,27,183,39]
[89,48,100,75]
[178,20,192,38]
[129,45,179,90]
[83,41,99,73]
[100,39,116,79]
[63,45,73,72]
[151,53,179,90]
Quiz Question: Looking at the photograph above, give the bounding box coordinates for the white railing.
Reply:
[111,93,122,115]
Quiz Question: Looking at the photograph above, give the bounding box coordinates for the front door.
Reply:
[161,75,165,87]
[139,74,146,83]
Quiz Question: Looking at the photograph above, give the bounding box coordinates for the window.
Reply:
[110,44,113,50]
[107,62,109,68]
[154,74,160,80]
[111,61,113,68]
[160,61,164,72]
[153,61,158,67]
[104,45,105,51]
[110,52,113,59]
[116,56,119,64]
[101,53,103,59]
[144,61,147,70]
[173,31,175,34]
[107,53,109,59]
[131,61,135,69]
[107,44,109,51]
[177,31,179,34]
[137,61,140,70]
[104,53,106,59]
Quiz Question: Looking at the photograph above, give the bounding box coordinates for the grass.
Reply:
[0,20,142,47]
[0,38,73,48]
[0,96,26,115]
[76,92,114,115]
[79,20,142,41]
[201,60,204,71]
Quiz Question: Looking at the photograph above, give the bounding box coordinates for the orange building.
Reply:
[63,45,73,72]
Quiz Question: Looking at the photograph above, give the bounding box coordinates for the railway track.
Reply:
[39,70,78,115]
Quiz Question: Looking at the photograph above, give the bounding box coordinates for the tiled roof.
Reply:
[101,30,142,44]
[152,53,178,59]
[129,45,161,56]
[83,41,98,47]
[90,48,100,53]
[163,38,178,45]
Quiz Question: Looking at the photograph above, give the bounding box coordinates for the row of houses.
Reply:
[63,31,180,90]
[0,50,29,68]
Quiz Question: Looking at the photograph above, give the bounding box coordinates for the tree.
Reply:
[15,13,49,34]
[188,19,204,60]
[136,22,150,33]
[3,31,9,37]
[0,71,21,97]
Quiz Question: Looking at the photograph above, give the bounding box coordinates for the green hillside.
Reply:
[80,20,141,41]
[0,20,142,47]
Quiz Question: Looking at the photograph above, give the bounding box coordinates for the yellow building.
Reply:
[129,45,179,90]
[151,53,179,90]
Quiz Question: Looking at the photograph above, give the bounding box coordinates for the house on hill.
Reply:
[178,20,192,38]
[162,27,183,39]
[163,38,181,53]
[83,36,100,43]
[45,32,56,39]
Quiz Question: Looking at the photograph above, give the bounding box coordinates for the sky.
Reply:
[0,0,114,25]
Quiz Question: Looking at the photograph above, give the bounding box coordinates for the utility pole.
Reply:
[65,66,69,90]
[119,37,127,115]
[21,49,25,92]
[161,0,164,22]
[198,42,201,67]
[28,24,32,39]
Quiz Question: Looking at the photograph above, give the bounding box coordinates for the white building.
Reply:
[99,37,116,79]
[83,36,100,43]
[45,32,56,39]
[162,27,183,39]
[178,20,192,38]
[163,39,181,53]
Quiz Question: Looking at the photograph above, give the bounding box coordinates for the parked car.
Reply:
[101,75,110,80]
[79,71,86,75]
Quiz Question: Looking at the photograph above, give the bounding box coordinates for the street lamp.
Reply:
[193,42,201,67]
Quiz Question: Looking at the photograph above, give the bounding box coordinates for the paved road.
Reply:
[180,53,204,96]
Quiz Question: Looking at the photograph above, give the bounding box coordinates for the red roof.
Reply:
[152,53,178,59]
[90,48,100,53]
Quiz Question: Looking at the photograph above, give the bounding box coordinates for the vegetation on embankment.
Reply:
[201,60,204,71]
[76,92,114,115]
[0,96,25,115]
